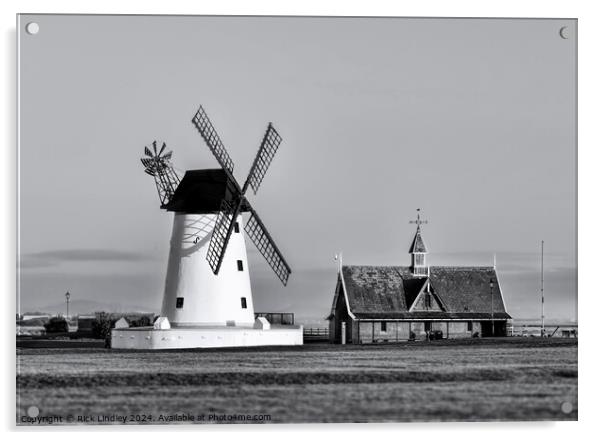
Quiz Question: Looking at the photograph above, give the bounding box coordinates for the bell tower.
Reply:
[409,209,428,276]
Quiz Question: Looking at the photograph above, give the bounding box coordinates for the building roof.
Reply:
[163,169,250,214]
[335,265,510,320]
[409,228,427,253]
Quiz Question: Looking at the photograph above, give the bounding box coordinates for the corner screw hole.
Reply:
[26,22,40,35]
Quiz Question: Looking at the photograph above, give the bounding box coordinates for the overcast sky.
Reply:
[18,15,576,323]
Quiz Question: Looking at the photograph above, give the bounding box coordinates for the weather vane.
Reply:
[409,208,428,228]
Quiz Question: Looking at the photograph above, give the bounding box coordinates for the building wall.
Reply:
[396,322,411,341]
[335,318,498,344]
[329,287,353,344]
[411,292,443,312]
[358,321,412,343]
[328,315,335,343]
[448,321,467,338]
[447,321,482,338]
[430,321,447,338]
[358,321,373,343]
[162,213,254,327]
[354,320,489,343]
[351,320,361,344]
[411,322,425,339]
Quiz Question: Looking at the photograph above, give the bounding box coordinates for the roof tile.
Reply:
[340,265,510,320]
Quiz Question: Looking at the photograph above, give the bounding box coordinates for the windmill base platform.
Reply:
[110,325,304,350]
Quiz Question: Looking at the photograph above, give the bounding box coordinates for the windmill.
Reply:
[139,104,291,328]
[140,141,181,206]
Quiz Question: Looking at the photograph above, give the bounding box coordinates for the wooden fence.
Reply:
[303,327,329,342]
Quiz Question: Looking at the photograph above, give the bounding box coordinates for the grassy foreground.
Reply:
[16,338,577,424]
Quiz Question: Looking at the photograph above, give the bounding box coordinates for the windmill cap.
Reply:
[162,169,250,214]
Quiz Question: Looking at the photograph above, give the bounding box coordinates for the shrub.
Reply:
[129,315,152,328]
[21,318,47,327]
[44,316,69,333]
[92,312,113,339]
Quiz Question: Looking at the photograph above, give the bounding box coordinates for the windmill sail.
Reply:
[189,103,292,285]
[192,105,235,177]
[206,199,240,275]
[245,206,291,286]
[243,123,283,194]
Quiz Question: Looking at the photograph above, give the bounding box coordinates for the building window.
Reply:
[234,222,240,233]
[425,322,432,332]
[237,260,244,271]
[241,297,247,309]
[468,321,473,332]
[381,321,387,332]
[414,266,427,276]
[176,297,184,309]
[425,293,431,308]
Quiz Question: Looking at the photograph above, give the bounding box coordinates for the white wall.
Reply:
[161,213,255,326]
[111,326,303,350]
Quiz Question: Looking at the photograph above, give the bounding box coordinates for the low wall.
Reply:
[111,325,303,350]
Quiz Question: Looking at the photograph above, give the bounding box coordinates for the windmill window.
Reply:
[380,322,387,332]
[234,222,240,233]
[241,297,247,309]
[237,260,244,271]
[176,297,184,309]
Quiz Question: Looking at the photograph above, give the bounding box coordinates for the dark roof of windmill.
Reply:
[409,228,427,253]
[336,265,510,320]
[163,169,250,214]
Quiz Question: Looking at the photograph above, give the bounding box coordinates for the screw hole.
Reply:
[560,401,573,414]
[26,22,39,35]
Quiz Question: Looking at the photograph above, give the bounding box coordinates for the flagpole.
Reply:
[541,240,545,337]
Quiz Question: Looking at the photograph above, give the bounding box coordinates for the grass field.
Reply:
[16,338,577,424]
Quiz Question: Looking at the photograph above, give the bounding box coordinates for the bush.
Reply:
[21,318,47,327]
[92,312,113,339]
[129,315,152,328]
[44,317,69,333]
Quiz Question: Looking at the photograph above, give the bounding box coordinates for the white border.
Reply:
[3,1,599,439]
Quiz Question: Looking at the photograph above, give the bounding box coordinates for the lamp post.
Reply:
[65,291,70,319]
[489,279,494,337]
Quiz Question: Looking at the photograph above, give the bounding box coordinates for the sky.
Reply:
[18,15,576,323]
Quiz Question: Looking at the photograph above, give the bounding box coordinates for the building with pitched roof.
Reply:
[327,211,511,344]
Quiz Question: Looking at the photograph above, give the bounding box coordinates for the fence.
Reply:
[508,323,578,338]
[303,327,329,342]
[254,312,295,326]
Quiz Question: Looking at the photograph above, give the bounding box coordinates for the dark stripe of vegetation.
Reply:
[17,367,576,388]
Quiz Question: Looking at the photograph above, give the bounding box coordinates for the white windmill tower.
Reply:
[112,105,300,349]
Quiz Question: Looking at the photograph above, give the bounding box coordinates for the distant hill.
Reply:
[23,299,158,316]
